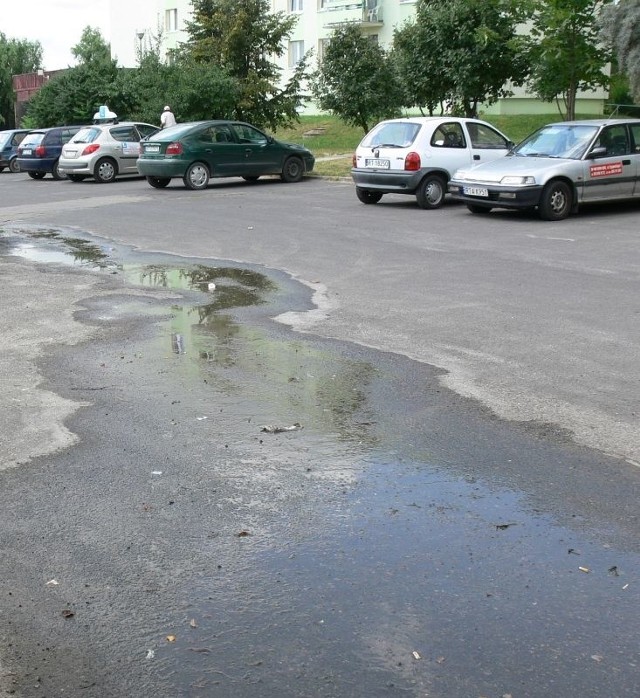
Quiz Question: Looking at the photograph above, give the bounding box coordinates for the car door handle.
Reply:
[623,159,631,165]
[473,154,480,160]
[205,148,212,153]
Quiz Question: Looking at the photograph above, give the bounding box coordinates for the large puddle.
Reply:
[1,226,640,698]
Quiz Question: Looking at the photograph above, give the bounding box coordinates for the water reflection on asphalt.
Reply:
[1,225,639,698]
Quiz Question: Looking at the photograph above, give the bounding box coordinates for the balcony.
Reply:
[320,0,383,28]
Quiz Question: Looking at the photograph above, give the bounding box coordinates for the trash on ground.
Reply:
[190,618,198,628]
[260,423,303,433]
[166,635,177,642]
[62,609,75,619]
[46,579,59,586]
[579,566,590,573]
[146,649,155,659]
[495,523,517,530]
[608,566,619,576]
[237,530,251,537]
[412,651,421,659]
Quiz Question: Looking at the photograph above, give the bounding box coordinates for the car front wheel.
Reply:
[416,174,446,209]
[538,180,572,221]
[183,162,209,190]
[356,188,383,205]
[9,158,20,173]
[94,158,117,183]
[147,176,171,189]
[281,156,304,183]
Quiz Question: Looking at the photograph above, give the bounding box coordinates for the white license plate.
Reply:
[145,145,160,153]
[365,158,390,169]
[65,150,77,158]
[463,186,489,197]
[22,149,32,155]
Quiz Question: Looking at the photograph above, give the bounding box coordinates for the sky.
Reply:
[1,0,111,71]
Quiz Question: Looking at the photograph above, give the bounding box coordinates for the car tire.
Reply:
[67,174,86,182]
[51,160,67,180]
[356,188,383,205]
[28,171,45,180]
[416,174,446,209]
[243,176,260,183]
[538,180,572,221]
[280,156,304,183]
[9,158,20,173]
[147,176,171,189]
[467,204,492,214]
[94,158,117,183]
[183,162,209,190]
[0,166,4,172]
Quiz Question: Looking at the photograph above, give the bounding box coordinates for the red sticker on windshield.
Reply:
[590,162,623,178]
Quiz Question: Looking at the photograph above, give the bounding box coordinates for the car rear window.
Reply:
[70,127,100,144]
[361,122,420,148]
[0,133,9,148]
[149,123,198,141]
[20,132,45,147]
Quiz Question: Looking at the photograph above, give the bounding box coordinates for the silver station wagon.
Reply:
[449,118,640,220]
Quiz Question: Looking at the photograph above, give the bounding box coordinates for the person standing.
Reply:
[160,106,177,128]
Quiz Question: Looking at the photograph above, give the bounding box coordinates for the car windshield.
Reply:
[514,124,599,159]
[20,133,45,147]
[70,127,101,144]
[361,122,421,148]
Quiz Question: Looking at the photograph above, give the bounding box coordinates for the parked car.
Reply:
[59,121,160,183]
[17,125,87,180]
[137,120,315,190]
[448,118,640,220]
[0,129,30,173]
[351,117,512,209]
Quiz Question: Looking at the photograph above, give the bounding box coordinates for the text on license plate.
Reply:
[365,158,390,169]
[22,149,32,155]
[145,145,160,153]
[463,186,489,197]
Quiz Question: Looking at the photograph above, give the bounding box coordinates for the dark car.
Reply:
[17,125,87,180]
[137,120,315,190]
[0,129,30,173]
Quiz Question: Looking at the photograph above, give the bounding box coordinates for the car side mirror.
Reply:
[587,146,607,159]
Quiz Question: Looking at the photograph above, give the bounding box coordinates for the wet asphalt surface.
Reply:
[0,172,639,697]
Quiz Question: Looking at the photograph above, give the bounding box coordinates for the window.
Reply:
[288,40,304,68]
[466,122,509,150]
[290,0,303,10]
[165,8,178,32]
[111,127,138,142]
[232,124,268,145]
[431,123,466,148]
[317,38,330,62]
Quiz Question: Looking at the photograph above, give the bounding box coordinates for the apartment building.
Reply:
[109,0,607,115]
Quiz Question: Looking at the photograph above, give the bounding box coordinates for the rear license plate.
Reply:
[365,158,390,169]
[65,150,77,157]
[145,145,160,153]
[463,186,489,197]
[22,149,32,155]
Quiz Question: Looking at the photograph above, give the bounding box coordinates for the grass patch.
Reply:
[278,113,600,178]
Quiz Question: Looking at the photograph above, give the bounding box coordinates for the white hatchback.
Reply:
[351,116,512,209]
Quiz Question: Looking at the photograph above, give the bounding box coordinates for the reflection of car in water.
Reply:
[0,129,30,173]
[137,119,315,190]
[449,118,640,220]
[351,117,513,209]
[59,121,160,183]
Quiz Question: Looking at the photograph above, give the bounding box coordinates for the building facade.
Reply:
[108,0,607,115]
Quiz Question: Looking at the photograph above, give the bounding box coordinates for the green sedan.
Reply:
[137,120,315,190]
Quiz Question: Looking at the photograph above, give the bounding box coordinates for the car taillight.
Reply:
[166,142,183,155]
[352,153,357,167]
[35,145,46,157]
[404,152,421,171]
[82,144,100,156]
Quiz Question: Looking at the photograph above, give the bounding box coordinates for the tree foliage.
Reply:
[180,0,309,129]
[528,0,613,120]
[312,25,403,133]
[0,33,42,127]
[394,0,531,117]
[600,0,640,103]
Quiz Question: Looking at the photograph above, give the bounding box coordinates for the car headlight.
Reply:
[500,175,536,185]
[452,170,467,180]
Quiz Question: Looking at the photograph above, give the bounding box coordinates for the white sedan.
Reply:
[351,116,513,209]
[449,118,640,220]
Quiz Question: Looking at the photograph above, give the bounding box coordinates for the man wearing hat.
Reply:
[160,105,177,128]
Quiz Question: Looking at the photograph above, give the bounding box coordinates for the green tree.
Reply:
[393,0,531,118]
[312,25,403,133]
[600,0,640,104]
[0,33,42,127]
[528,0,613,120]
[180,0,309,129]
[25,27,129,126]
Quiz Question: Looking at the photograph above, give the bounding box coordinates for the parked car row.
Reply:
[1,117,315,190]
[352,115,640,221]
